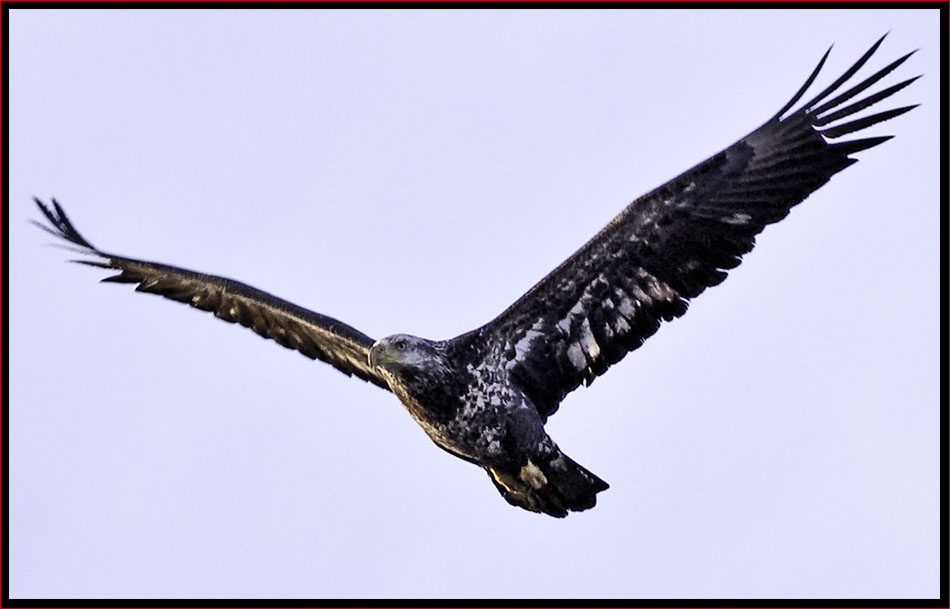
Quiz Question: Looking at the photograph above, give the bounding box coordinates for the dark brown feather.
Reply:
[465,36,918,419]
[33,198,390,390]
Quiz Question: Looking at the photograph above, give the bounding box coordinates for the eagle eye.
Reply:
[395,339,408,351]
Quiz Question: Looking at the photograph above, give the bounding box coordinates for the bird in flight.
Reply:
[35,36,917,517]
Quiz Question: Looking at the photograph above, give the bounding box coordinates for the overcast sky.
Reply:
[9,9,939,599]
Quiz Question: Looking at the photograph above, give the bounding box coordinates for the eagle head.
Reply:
[370,334,458,420]
[368,334,445,374]
[369,334,453,404]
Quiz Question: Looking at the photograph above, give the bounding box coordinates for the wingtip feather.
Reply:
[831,135,894,156]
[771,44,833,121]
[819,105,918,139]
[32,197,98,250]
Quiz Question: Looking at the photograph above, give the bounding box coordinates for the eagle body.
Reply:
[34,36,918,517]
[370,334,608,516]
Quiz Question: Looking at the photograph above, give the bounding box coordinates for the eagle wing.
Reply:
[34,199,391,390]
[467,36,918,419]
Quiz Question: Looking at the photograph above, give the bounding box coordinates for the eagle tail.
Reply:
[488,452,609,518]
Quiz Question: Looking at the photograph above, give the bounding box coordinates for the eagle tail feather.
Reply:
[488,452,609,518]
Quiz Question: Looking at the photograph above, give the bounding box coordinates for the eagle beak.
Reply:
[368,341,383,368]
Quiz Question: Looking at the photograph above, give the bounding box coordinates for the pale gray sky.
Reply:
[9,9,939,599]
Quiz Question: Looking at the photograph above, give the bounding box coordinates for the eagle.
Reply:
[35,36,917,517]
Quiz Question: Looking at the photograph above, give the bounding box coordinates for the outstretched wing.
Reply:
[34,198,391,391]
[467,36,918,419]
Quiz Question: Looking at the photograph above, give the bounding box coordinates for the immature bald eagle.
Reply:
[35,37,917,517]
